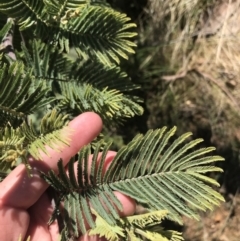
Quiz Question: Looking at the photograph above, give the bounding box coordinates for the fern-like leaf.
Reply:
[70,59,140,92]
[89,209,125,241]
[0,61,53,127]
[125,210,183,241]
[0,1,137,65]
[19,39,73,82]
[19,109,71,159]
[126,210,168,228]
[0,109,71,174]
[107,128,224,223]
[57,82,143,124]
[42,127,224,239]
[18,39,142,124]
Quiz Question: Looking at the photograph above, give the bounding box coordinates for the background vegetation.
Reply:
[106,1,240,240]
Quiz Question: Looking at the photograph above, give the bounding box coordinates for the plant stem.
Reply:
[2,18,16,61]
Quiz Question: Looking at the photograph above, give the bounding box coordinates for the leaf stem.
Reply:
[2,18,16,61]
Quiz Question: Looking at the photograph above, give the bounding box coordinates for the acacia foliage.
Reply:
[0,1,224,240]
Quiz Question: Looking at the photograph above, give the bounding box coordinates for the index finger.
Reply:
[0,112,102,209]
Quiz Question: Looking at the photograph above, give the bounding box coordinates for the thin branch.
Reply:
[2,18,16,61]
[161,70,187,81]
[19,30,26,47]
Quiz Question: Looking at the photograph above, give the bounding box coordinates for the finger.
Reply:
[26,192,57,241]
[0,206,29,241]
[0,112,102,209]
[113,191,135,217]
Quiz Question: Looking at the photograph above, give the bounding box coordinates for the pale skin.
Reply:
[0,112,136,241]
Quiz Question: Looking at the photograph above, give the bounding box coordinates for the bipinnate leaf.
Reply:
[0,110,71,176]
[0,0,137,65]
[42,126,224,240]
[24,109,71,159]
[0,61,53,128]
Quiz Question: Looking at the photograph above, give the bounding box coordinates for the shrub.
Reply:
[0,1,224,240]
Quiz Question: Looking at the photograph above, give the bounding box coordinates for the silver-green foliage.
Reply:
[0,60,53,126]
[0,0,136,65]
[0,0,143,168]
[42,127,224,240]
[0,1,225,241]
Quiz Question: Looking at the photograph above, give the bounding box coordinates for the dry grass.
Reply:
[136,4,240,240]
[141,0,240,148]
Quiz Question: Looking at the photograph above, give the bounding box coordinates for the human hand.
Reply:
[0,112,136,241]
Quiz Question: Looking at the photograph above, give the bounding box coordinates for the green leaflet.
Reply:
[108,128,224,223]
[126,210,169,228]
[89,209,125,241]
[70,59,140,92]
[0,9,143,172]
[41,127,224,239]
